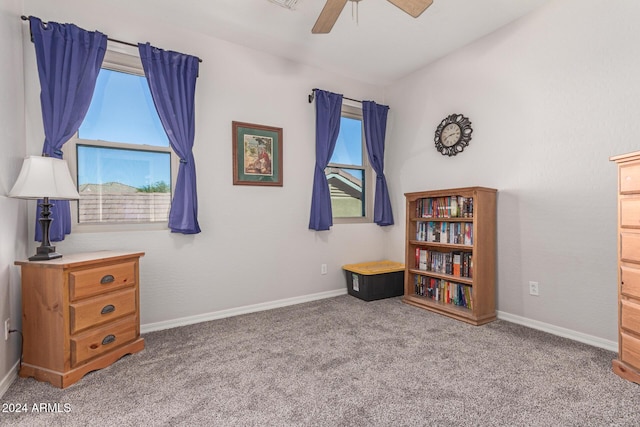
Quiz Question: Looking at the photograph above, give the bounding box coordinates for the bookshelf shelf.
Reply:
[408,269,474,285]
[411,217,472,223]
[409,240,473,251]
[404,294,470,313]
[403,187,497,326]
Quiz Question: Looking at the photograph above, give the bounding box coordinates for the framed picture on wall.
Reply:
[232,121,283,187]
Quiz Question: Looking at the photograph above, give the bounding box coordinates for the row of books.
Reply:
[415,221,473,245]
[415,196,474,219]
[415,249,473,278]
[414,276,473,310]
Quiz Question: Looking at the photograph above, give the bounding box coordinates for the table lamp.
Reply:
[9,155,80,261]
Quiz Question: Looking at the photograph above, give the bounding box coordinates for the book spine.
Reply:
[464,224,473,245]
[419,249,427,271]
[453,252,461,277]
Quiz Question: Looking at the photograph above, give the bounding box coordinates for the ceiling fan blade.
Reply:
[312,0,349,34]
[387,0,433,18]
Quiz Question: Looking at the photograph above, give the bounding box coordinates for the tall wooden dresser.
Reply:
[15,251,145,388]
[611,152,640,384]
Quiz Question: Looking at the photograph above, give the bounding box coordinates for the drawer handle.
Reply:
[101,304,116,315]
[100,274,115,284]
[102,334,116,346]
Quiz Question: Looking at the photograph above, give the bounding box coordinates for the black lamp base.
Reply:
[29,245,62,261]
[31,197,63,261]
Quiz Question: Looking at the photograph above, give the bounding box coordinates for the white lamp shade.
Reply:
[9,156,80,200]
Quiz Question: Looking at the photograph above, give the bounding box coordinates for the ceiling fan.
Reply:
[312,0,433,34]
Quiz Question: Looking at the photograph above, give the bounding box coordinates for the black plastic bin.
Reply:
[342,260,405,302]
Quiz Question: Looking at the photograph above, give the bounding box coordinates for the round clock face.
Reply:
[441,123,461,147]
[434,114,473,156]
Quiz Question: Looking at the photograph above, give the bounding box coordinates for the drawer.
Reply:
[622,300,640,333]
[621,199,640,228]
[71,315,138,367]
[621,233,640,264]
[621,266,640,299]
[69,288,136,334]
[621,331,640,371]
[70,261,136,301]
[620,163,640,194]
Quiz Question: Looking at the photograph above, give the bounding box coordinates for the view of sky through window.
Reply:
[79,69,169,147]
[77,69,170,190]
[77,145,170,190]
[330,116,362,166]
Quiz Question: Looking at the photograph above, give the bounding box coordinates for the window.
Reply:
[325,104,372,222]
[68,46,176,228]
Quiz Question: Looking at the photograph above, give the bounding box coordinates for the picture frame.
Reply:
[232,121,283,187]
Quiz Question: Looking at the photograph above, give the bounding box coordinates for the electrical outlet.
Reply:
[529,281,539,296]
[321,264,328,275]
[4,318,10,341]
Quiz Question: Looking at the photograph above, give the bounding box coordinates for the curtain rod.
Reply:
[20,15,202,63]
[308,89,390,109]
[308,88,362,104]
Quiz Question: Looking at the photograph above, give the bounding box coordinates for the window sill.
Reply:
[72,221,169,234]
[333,217,372,225]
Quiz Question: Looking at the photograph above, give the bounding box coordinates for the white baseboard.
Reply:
[141,288,348,334]
[497,310,618,353]
[0,360,19,399]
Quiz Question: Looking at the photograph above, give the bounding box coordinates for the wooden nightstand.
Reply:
[15,251,145,388]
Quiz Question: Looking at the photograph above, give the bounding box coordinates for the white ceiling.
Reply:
[118,0,551,85]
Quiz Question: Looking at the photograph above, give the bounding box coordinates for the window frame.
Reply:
[326,102,373,224]
[66,43,178,233]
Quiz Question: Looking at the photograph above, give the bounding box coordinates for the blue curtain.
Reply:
[363,101,394,226]
[138,43,201,234]
[309,90,343,231]
[29,17,107,242]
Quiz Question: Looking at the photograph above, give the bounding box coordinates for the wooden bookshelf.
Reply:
[403,187,497,325]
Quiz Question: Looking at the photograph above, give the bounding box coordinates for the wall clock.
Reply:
[434,114,473,156]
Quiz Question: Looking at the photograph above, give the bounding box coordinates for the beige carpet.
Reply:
[2,295,638,426]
